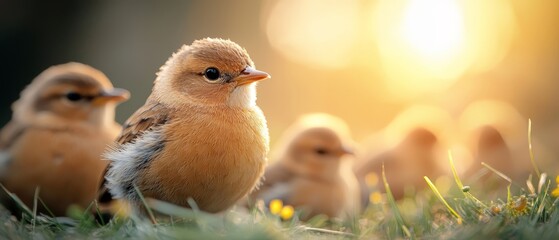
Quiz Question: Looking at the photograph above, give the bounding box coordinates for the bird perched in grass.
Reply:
[355,127,443,203]
[249,113,360,220]
[355,105,451,205]
[0,62,129,216]
[458,100,548,189]
[101,38,270,217]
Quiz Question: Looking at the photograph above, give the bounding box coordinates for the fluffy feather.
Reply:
[0,62,128,216]
[102,38,270,216]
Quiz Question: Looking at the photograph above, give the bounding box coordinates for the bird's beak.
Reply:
[93,88,130,106]
[235,66,270,86]
[342,145,354,156]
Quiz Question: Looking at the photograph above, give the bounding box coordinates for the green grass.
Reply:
[2,135,559,239]
[2,170,558,239]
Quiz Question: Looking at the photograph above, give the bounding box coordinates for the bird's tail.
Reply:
[94,169,131,224]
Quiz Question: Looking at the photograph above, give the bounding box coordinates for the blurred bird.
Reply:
[355,127,443,203]
[249,113,360,220]
[0,62,129,216]
[101,38,270,217]
[463,125,513,181]
[458,100,547,187]
[355,105,452,205]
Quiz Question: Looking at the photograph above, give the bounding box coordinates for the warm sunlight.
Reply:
[373,0,517,101]
[263,0,359,69]
[401,0,464,62]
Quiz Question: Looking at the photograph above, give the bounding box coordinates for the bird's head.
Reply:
[283,127,354,181]
[402,127,438,148]
[13,62,130,127]
[154,38,270,108]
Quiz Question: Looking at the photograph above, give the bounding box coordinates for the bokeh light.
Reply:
[263,0,360,69]
[402,0,464,63]
[373,0,517,100]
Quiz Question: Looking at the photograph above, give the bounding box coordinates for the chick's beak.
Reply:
[93,88,130,106]
[235,66,270,86]
[341,145,354,156]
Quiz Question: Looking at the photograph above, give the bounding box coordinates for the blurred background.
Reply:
[1,0,558,169]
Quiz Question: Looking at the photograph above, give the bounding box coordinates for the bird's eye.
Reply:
[65,92,82,101]
[204,67,221,81]
[315,148,328,155]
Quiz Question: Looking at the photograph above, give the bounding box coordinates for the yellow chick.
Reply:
[250,113,360,220]
[100,38,270,217]
[0,62,129,216]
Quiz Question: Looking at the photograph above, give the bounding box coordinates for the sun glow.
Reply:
[401,0,464,62]
[373,0,517,100]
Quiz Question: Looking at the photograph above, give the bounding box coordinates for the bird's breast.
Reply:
[141,107,269,212]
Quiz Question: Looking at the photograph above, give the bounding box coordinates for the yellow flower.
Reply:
[280,205,295,220]
[552,176,559,197]
[269,199,295,220]
[513,195,527,211]
[269,199,283,215]
[553,188,559,197]
[491,205,501,214]
[551,176,559,197]
[369,191,383,204]
[365,173,379,187]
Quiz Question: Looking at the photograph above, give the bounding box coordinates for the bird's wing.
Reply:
[0,151,11,178]
[0,120,25,150]
[0,121,25,176]
[117,100,172,145]
[97,100,171,207]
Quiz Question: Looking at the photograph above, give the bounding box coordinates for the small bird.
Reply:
[101,38,270,217]
[458,100,546,186]
[463,125,513,180]
[249,113,360,220]
[0,62,129,216]
[355,105,453,206]
[355,127,443,203]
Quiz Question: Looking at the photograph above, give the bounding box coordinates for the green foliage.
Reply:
[2,150,559,239]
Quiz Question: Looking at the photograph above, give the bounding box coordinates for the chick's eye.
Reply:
[315,148,329,155]
[65,92,82,101]
[204,67,220,81]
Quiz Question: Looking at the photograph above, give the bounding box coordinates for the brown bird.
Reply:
[355,127,443,203]
[459,99,553,196]
[101,38,270,217]
[458,100,548,188]
[249,113,360,220]
[463,125,513,179]
[355,106,452,205]
[0,62,129,216]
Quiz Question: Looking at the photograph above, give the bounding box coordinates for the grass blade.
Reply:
[133,184,157,224]
[528,119,541,178]
[424,176,463,224]
[481,162,512,183]
[1,183,33,216]
[448,151,487,208]
[382,164,411,238]
[32,187,39,233]
[538,173,547,194]
[448,151,464,189]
